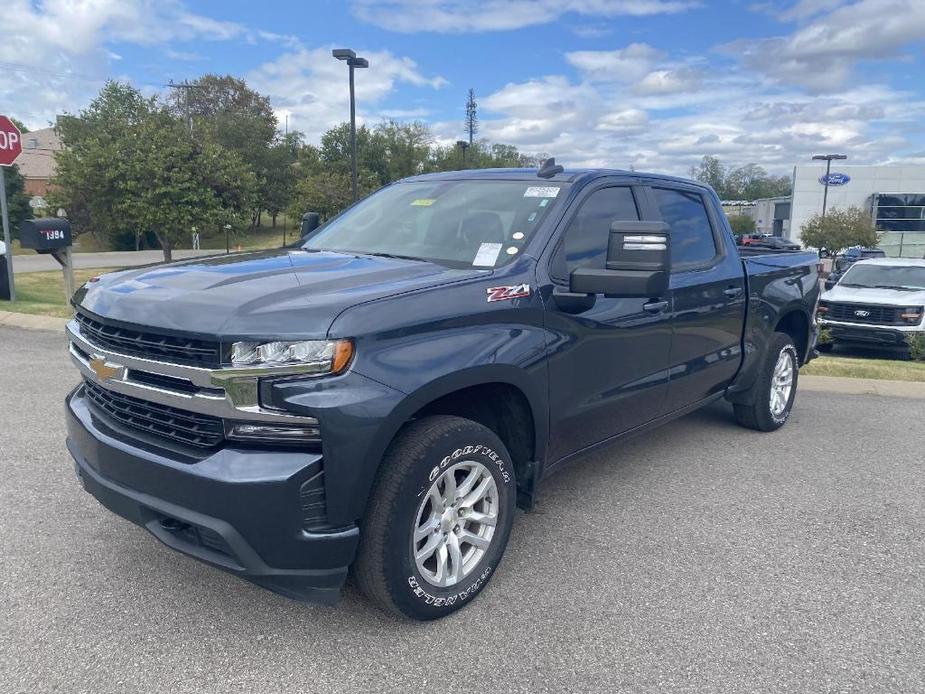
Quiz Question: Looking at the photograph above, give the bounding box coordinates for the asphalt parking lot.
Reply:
[2,325,924,693]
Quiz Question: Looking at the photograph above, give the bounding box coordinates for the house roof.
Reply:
[15,127,62,180]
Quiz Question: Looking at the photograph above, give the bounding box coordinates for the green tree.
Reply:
[689,155,727,196]
[374,120,433,181]
[169,75,277,226]
[2,165,32,238]
[287,169,379,224]
[727,214,756,235]
[799,207,880,255]
[690,156,792,200]
[53,81,256,262]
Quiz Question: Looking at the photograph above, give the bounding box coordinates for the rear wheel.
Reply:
[733,333,799,432]
[354,415,516,620]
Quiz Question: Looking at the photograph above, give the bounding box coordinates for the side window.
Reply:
[561,187,639,275]
[652,187,718,268]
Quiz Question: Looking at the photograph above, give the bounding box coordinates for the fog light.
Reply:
[226,421,321,443]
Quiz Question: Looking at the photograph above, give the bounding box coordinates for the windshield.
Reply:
[839,264,925,290]
[303,180,566,268]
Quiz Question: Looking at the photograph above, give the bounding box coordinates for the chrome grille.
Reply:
[75,311,222,367]
[83,381,225,449]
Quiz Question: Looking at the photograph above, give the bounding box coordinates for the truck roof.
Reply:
[401,167,707,189]
[853,257,925,267]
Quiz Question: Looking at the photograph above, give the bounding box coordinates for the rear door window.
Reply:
[652,187,718,268]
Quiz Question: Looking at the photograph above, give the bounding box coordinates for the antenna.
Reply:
[537,157,563,179]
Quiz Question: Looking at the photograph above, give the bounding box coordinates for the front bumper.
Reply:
[820,319,914,347]
[66,385,359,603]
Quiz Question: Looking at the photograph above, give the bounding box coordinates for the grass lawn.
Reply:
[802,355,925,382]
[0,268,117,318]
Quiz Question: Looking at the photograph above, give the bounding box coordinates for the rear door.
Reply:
[648,184,746,409]
[543,181,672,461]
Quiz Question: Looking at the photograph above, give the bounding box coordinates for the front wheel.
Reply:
[733,333,799,432]
[354,415,517,620]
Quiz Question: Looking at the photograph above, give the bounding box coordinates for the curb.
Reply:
[0,310,69,333]
[800,374,925,399]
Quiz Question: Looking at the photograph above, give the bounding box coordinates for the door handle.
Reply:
[723,287,743,299]
[643,300,669,313]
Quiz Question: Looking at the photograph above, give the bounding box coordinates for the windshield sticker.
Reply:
[472,242,502,267]
[411,198,436,206]
[527,212,537,222]
[539,199,550,207]
[506,246,519,255]
[512,231,525,240]
[524,186,559,198]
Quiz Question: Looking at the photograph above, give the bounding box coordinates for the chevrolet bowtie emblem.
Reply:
[89,356,123,383]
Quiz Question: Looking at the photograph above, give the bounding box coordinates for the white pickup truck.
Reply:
[818,258,925,354]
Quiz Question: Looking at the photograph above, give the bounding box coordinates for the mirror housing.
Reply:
[569,221,669,298]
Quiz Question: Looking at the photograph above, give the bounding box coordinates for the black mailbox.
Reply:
[20,218,72,253]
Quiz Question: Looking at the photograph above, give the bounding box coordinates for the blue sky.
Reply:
[4,0,925,175]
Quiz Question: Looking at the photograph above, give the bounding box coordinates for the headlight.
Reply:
[230,339,353,374]
[901,307,924,325]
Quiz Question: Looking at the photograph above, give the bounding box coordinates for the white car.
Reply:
[818,258,925,353]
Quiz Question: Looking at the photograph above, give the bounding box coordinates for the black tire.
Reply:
[354,415,517,620]
[733,332,799,432]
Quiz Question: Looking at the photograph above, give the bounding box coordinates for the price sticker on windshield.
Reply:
[523,186,559,198]
[472,242,502,267]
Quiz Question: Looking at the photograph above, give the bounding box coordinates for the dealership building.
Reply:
[773,164,925,257]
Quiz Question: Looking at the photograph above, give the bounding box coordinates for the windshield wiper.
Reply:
[355,251,428,263]
[873,284,918,291]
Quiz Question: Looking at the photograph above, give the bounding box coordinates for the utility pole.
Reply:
[166,80,200,134]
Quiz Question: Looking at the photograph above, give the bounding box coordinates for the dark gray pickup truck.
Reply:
[65,165,820,620]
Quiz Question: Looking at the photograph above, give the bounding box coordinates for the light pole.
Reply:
[333,48,369,202]
[812,153,847,218]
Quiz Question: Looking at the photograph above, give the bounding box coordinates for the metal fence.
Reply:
[878,232,925,259]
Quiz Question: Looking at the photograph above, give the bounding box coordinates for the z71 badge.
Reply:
[486,284,531,303]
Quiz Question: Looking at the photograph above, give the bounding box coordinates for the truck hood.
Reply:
[822,284,925,307]
[75,248,482,338]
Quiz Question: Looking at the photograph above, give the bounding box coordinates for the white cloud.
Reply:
[0,0,277,129]
[472,67,925,174]
[246,47,447,142]
[351,0,697,33]
[736,0,925,91]
[633,68,702,94]
[566,43,664,81]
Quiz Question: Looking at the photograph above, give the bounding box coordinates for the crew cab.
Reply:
[818,257,925,353]
[65,165,821,620]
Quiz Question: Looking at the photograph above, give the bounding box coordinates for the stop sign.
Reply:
[0,116,23,167]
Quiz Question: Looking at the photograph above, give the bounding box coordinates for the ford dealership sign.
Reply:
[819,172,851,186]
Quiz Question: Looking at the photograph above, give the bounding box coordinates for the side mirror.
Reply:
[824,278,836,290]
[569,221,669,298]
[300,212,321,239]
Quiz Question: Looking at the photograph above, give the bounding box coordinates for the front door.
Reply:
[649,185,747,409]
[543,183,673,462]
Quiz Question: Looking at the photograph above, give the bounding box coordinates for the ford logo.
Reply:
[854,309,870,317]
[819,172,851,186]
